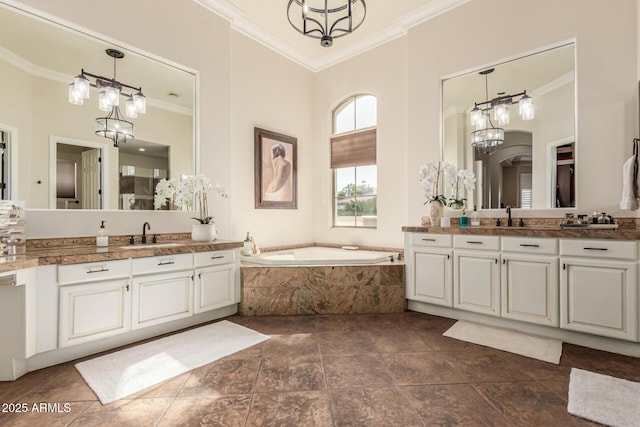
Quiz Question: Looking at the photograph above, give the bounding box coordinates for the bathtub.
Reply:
[241,246,399,266]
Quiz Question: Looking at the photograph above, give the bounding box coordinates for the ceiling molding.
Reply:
[193,0,469,72]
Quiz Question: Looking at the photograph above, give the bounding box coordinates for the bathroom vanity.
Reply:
[403,225,640,357]
[0,240,242,381]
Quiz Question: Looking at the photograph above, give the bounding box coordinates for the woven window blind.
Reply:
[330,128,376,169]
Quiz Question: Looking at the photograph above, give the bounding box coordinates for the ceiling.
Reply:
[194,0,470,71]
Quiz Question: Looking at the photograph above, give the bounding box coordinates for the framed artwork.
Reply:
[254,127,297,209]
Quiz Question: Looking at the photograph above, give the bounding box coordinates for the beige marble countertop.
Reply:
[402,225,640,240]
[0,238,243,274]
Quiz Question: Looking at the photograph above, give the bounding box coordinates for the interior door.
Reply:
[81,148,102,209]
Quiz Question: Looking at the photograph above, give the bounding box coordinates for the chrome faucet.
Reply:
[141,222,151,244]
[506,206,513,227]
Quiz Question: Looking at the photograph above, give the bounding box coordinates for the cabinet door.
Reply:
[132,271,193,330]
[407,247,453,307]
[454,250,500,316]
[502,254,558,326]
[560,258,637,341]
[59,279,131,348]
[194,264,236,314]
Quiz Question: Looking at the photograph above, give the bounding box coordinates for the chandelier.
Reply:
[470,68,534,153]
[68,49,146,147]
[287,0,366,47]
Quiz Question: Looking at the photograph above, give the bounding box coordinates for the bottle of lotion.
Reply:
[96,220,109,247]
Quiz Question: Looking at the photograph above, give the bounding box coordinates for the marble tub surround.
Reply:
[257,242,404,256]
[240,263,405,316]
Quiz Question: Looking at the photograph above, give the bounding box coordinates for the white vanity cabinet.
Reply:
[194,250,238,314]
[58,259,132,348]
[501,237,559,327]
[131,253,194,330]
[559,239,638,341]
[453,235,501,316]
[404,233,453,307]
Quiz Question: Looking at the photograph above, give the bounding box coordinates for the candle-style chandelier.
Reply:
[470,68,534,153]
[68,49,146,147]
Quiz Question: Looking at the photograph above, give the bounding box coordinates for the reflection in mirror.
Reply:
[442,43,575,209]
[0,4,196,210]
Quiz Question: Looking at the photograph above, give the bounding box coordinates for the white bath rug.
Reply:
[443,320,562,364]
[568,368,640,426]
[76,320,269,404]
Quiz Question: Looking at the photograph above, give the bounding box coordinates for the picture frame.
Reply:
[254,127,297,209]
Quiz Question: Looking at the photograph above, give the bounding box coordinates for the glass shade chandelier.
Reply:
[68,49,146,147]
[287,0,366,47]
[470,68,534,153]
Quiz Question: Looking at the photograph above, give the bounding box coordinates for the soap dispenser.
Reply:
[470,206,480,227]
[459,209,469,228]
[242,232,254,256]
[96,221,109,247]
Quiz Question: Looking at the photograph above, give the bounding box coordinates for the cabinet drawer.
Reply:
[410,233,452,248]
[502,237,558,255]
[132,253,193,275]
[560,239,637,260]
[454,235,500,251]
[58,259,131,285]
[194,250,235,267]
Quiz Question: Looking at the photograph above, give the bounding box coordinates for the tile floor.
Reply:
[1,311,639,426]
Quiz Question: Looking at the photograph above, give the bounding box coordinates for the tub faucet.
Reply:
[141,222,151,244]
[506,206,513,227]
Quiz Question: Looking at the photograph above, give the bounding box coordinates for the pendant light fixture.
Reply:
[470,68,534,153]
[68,49,146,147]
[287,0,366,47]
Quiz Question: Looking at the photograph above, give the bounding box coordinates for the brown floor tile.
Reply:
[383,352,466,385]
[316,330,378,355]
[403,384,511,426]
[158,395,252,427]
[323,354,394,388]
[69,398,172,426]
[2,312,639,426]
[330,387,424,427]
[245,391,333,426]
[254,355,326,392]
[473,381,599,426]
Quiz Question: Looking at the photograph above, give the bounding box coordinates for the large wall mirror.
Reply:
[0,3,196,210]
[442,43,575,210]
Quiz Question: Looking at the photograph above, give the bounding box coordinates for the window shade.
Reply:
[330,128,376,169]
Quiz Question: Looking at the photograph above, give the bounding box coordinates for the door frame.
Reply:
[49,136,109,209]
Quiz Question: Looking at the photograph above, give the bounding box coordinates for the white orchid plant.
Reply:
[419,161,475,208]
[154,174,228,224]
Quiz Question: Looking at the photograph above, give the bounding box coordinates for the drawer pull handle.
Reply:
[421,238,437,242]
[210,255,225,260]
[87,267,109,274]
[467,241,484,244]
[519,244,540,248]
[583,247,608,251]
[158,260,176,266]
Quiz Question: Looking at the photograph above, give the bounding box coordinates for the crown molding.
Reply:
[193,0,469,72]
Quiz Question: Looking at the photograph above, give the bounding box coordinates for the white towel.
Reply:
[620,155,639,210]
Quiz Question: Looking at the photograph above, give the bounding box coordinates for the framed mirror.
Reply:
[0,3,196,210]
[442,43,575,210]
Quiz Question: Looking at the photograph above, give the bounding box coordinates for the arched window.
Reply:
[331,95,377,228]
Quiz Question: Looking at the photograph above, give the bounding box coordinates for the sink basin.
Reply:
[120,243,185,249]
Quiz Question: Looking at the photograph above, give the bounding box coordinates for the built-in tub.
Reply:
[240,246,406,316]
[241,246,399,266]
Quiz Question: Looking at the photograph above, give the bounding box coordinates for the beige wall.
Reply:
[407,0,637,225]
[11,0,640,249]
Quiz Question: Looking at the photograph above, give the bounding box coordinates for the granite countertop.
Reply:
[0,239,243,274]
[401,225,640,240]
